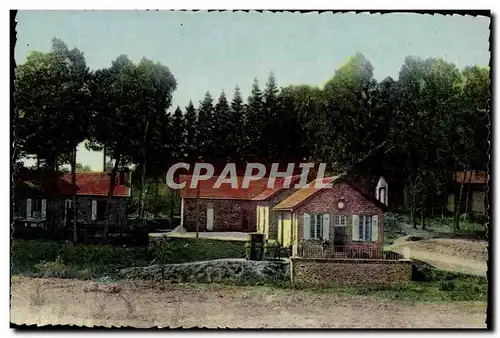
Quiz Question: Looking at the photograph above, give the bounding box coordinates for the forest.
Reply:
[13,38,490,231]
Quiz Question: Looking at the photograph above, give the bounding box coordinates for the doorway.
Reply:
[206,203,214,231]
[333,215,347,252]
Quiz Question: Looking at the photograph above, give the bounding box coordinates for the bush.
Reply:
[384,213,403,241]
[148,237,245,264]
[34,255,69,277]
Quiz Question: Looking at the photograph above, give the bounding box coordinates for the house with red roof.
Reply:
[253,175,302,241]
[178,175,300,233]
[272,175,388,258]
[446,170,488,216]
[14,169,131,233]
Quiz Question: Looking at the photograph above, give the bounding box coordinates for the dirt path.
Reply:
[387,236,487,277]
[393,246,487,277]
[10,277,486,328]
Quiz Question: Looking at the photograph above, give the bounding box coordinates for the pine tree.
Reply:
[184,100,198,162]
[171,106,186,160]
[245,78,264,161]
[263,72,279,160]
[197,91,214,160]
[230,86,245,161]
[213,91,231,160]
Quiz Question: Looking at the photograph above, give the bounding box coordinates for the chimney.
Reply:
[376,176,388,206]
[103,146,107,173]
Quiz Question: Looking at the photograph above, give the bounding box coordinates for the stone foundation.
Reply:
[290,257,412,285]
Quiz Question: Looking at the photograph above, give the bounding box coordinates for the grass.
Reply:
[383,212,485,243]
[148,237,246,264]
[11,238,245,279]
[11,239,486,303]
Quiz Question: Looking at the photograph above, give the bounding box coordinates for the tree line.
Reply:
[14,38,490,238]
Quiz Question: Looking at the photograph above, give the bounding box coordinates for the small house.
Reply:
[447,170,488,216]
[14,170,131,231]
[272,175,388,258]
[253,175,301,241]
[179,175,269,232]
[179,175,301,233]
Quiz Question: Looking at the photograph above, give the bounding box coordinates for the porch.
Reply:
[298,242,406,260]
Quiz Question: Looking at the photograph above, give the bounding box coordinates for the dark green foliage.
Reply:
[11,238,245,279]
[148,237,245,264]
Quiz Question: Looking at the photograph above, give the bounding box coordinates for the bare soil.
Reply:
[10,276,486,328]
[387,236,487,277]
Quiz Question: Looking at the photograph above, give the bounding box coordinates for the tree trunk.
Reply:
[196,182,200,238]
[455,163,468,232]
[138,120,150,229]
[104,151,121,240]
[421,204,426,230]
[430,193,434,218]
[464,170,473,219]
[139,159,147,228]
[412,188,417,229]
[103,145,107,172]
[70,149,78,243]
[154,179,160,218]
[36,155,40,170]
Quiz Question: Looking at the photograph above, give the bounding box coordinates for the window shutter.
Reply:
[322,214,330,240]
[257,206,261,232]
[352,215,359,241]
[91,200,97,221]
[41,199,47,219]
[303,213,311,240]
[371,215,378,242]
[26,199,32,218]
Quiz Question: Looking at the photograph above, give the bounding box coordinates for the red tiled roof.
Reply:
[57,172,130,197]
[273,176,340,210]
[251,175,302,201]
[17,170,130,197]
[179,175,270,200]
[453,171,488,185]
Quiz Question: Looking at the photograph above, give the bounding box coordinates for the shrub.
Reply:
[34,255,69,277]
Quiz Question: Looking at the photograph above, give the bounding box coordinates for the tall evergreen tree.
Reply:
[170,106,186,160]
[197,91,214,160]
[245,78,264,161]
[184,100,198,162]
[263,72,280,160]
[213,91,232,160]
[229,86,246,161]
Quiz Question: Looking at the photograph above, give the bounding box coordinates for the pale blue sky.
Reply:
[15,11,490,171]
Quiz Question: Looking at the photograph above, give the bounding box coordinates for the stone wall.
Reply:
[291,257,412,285]
[183,198,257,232]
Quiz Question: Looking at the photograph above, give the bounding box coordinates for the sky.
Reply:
[15,11,491,171]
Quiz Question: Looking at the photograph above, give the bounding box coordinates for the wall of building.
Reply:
[183,198,257,232]
[277,211,293,247]
[472,191,486,214]
[267,189,297,240]
[294,181,384,251]
[15,195,128,229]
[291,257,413,285]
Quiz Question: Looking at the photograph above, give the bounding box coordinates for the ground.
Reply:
[11,276,486,329]
[149,230,248,242]
[386,235,487,277]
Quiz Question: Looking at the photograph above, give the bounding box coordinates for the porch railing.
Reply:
[299,243,405,260]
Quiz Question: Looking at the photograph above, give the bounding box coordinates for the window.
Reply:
[309,214,323,240]
[359,215,373,241]
[31,199,42,218]
[334,215,346,227]
[97,200,107,221]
